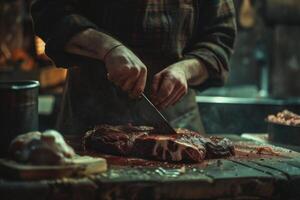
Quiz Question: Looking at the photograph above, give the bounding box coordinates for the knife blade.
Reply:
[135,93,177,134]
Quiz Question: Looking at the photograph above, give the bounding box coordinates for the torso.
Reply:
[57,0,204,135]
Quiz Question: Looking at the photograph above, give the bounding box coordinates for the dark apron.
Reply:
[56,0,205,135]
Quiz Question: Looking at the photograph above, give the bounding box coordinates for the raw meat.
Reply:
[84,125,235,163]
[267,110,300,126]
[9,130,76,165]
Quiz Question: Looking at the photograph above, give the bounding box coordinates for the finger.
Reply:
[170,88,187,106]
[120,69,140,92]
[155,78,174,106]
[113,75,127,87]
[108,72,123,83]
[157,83,184,109]
[121,78,137,92]
[151,73,164,101]
[131,68,147,98]
[109,67,132,86]
[158,86,184,109]
[120,78,128,86]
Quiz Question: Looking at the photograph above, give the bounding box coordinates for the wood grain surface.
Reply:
[0,156,107,180]
[1,135,300,200]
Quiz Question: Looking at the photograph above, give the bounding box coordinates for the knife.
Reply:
[135,93,177,134]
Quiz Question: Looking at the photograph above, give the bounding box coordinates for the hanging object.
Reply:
[239,0,255,28]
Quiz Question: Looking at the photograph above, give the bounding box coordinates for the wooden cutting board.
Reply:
[0,156,107,180]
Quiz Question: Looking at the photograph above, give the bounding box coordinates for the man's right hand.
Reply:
[104,45,147,98]
[65,28,147,98]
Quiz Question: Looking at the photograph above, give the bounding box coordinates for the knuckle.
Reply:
[118,55,128,63]
[141,65,147,73]
[124,64,131,71]
[154,73,160,79]
[131,66,139,73]
[164,72,172,78]
[168,75,177,82]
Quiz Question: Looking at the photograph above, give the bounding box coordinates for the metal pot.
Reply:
[0,80,39,157]
[267,121,300,146]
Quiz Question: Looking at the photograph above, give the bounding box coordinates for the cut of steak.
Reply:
[132,134,207,162]
[84,125,235,163]
[204,136,235,159]
[84,125,149,156]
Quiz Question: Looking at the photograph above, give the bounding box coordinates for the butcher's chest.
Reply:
[1,135,300,200]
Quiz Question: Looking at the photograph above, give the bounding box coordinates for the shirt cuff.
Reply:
[183,50,228,91]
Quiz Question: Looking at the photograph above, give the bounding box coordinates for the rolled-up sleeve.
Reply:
[183,0,237,91]
[31,0,99,67]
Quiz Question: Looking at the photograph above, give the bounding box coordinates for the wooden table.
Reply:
[1,135,300,200]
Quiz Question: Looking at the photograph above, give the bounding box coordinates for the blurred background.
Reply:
[0,0,300,134]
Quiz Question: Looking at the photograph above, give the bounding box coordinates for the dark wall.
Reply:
[203,0,300,97]
[198,99,300,134]
[226,0,265,87]
[198,0,300,134]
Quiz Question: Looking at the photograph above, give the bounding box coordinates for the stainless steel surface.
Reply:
[196,96,300,105]
[0,80,39,90]
[267,121,300,146]
[138,93,176,134]
[196,95,300,134]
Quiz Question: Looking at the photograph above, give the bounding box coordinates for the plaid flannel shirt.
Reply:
[31,0,237,91]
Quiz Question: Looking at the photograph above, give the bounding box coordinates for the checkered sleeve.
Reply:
[31,0,99,67]
[183,0,237,91]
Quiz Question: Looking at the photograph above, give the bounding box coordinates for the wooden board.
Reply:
[55,159,284,200]
[0,156,107,180]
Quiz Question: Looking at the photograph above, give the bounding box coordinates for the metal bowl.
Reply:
[267,121,300,146]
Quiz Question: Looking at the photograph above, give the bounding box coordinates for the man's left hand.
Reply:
[151,61,188,109]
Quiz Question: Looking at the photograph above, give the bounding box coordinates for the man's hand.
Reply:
[105,45,147,98]
[151,59,208,109]
[65,29,147,98]
[151,62,188,109]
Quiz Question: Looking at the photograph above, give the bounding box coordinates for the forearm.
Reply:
[182,0,236,89]
[64,28,122,61]
[182,58,209,86]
